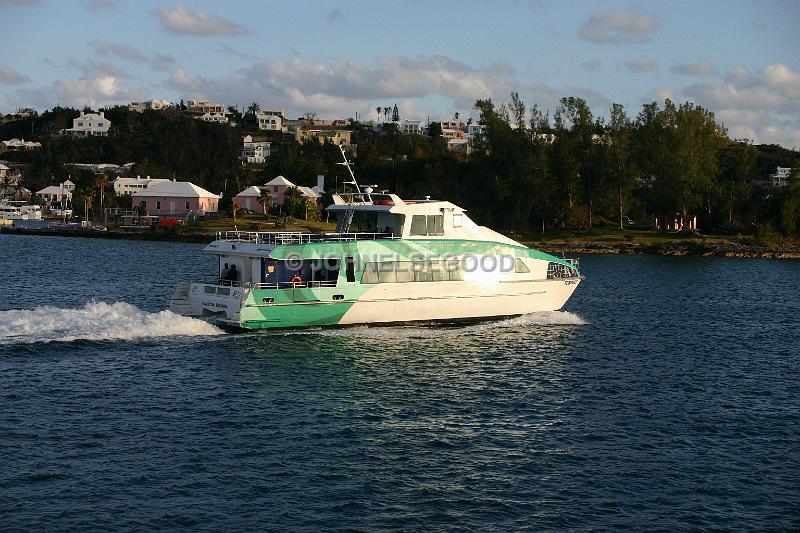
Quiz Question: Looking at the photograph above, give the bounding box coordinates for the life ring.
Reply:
[290,275,303,287]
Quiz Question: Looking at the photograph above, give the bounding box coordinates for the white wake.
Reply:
[0,301,223,344]
[282,310,586,340]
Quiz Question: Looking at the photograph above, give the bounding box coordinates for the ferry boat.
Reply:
[170,151,582,329]
[0,201,42,222]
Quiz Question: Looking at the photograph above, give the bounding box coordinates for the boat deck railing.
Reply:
[198,276,339,291]
[215,230,398,245]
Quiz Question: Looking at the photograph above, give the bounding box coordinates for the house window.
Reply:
[185,202,190,210]
[156,201,161,209]
[78,122,84,127]
[273,186,278,192]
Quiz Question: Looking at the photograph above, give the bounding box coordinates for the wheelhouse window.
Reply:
[515,258,530,273]
[361,260,463,284]
[410,214,444,236]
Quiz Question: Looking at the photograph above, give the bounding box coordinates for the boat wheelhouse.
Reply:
[169,149,582,329]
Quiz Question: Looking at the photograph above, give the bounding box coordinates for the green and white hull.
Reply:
[170,192,582,330]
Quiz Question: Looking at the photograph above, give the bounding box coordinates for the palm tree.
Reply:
[257,187,272,219]
[83,190,95,222]
[383,107,390,121]
[247,102,261,115]
[376,107,382,121]
[95,175,109,224]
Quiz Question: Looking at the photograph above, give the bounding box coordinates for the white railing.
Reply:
[198,276,338,290]
[215,231,397,245]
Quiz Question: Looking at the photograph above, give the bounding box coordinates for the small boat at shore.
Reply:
[169,151,582,329]
[0,201,42,222]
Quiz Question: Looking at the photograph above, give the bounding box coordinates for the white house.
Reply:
[756,166,794,189]
[129,99,172,112]
[37,183,73,203]
[398,119,425,135]
[447,138,470,154]
[196,112,229,124]
[66,111,110,137]
[111,175,171,195]
[186,100,225,114]
[256,112,282,131]
[240,135,271,164]
[1,138,42,151]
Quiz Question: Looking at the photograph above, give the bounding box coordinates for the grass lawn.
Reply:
[184,214,337,235]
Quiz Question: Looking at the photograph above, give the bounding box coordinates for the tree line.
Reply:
[1,97,799,234]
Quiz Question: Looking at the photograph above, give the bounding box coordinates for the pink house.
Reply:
[233,185,266,211]
[132,180,220,216]
[260,175,323,208]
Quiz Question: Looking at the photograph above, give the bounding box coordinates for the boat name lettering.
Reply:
[202,302,229,309]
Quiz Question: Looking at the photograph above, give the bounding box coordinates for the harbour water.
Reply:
[1,234,798,530]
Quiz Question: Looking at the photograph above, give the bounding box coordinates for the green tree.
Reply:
[257,187,272,218]
[609,103,635,229]
[391,104,399,122]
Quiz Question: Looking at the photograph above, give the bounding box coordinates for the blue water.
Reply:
[1,234,799,531]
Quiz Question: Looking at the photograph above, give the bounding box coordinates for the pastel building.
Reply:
[240,135,271,164]
[233,186,267,211]
[66,111,110,136]
[129,99,172,112]
[259,175,324,208]
[132,180,220,216]
[111,176,171,195]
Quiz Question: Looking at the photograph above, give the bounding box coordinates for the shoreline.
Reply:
[529,240,800,260]
[3,226,800,259]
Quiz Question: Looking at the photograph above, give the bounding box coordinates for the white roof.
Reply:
[37,185,66,195]
[298,186,320,198]
[264,175,294,187]
[63,179,75,186]
[0,164,9,170]
[132,181,220,198]
[235,186,263,197]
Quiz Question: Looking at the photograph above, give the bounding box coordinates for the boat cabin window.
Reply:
[361,260,463,284]
[410,215,445,236]
[515,258,530,273]
[346,257,355,282]
[452,213,464,228]
[262,259,340,285]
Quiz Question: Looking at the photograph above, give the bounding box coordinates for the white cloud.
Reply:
[90,40,174,71]
[670,59,718,76]
[624,57,658,73]
[681,63,800,147]
[152,5,247,36]
[579,9,661,44]
[17,75,148,110]
[0,65,31,84]
[162,55,520,119]
[582,58,602,71]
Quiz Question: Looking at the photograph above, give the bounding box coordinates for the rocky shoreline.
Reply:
[530,240,800,260]
[4,226,800,259]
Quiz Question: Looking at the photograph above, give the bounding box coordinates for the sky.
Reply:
[1,0,799,148]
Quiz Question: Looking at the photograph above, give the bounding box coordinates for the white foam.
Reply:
[0,301,223,344]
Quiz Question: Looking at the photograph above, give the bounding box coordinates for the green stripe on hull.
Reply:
[239,286,369,328]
